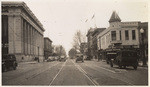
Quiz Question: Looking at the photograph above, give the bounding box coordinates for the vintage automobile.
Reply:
[2,54,18,72]
[59,56,66,62]
[47,56,55,62]
[105,49,119,64]
[109,50,138,70]
[76,53,84,62]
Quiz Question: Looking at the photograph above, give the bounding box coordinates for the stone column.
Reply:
[29,25,31,55]
[31,26,33,55]
[33,28,35,55]
[22,19,25,54]
[8,15,22,54]
[27,24,30,55]
[24,20,27,55]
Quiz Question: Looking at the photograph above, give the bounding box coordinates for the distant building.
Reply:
[91,28,106,59]
[2,2,45,62]
[44,37,53,60]
[86,28,95,59]
[80,42,88,55]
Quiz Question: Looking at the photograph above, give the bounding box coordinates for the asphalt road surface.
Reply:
[2,58,148,86]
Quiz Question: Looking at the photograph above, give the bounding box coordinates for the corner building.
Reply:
[2,2,45,62]
[97,11,143,50]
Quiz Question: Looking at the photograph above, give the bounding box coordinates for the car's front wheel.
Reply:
[13,62,17,70]
[110,61,113,67]
[2,65,7,72]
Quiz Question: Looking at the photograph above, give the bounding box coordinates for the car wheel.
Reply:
[2,65,7,72]
[133,64,137,70]
[106,60,109,64]
[13,62,17,70]
[110,61,113,67]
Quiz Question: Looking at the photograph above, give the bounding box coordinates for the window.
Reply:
[125,30,129,40]
[111,31,116,41]
[120,31,122,40]
[132,30,136,40]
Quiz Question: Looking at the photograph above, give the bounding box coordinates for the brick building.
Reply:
[86,28,94,59]
[44,37,53,60]
[80,42,88,58]
[91,28,106,59]
[2,2,45,62]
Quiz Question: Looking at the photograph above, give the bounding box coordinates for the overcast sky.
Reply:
[2,0,148,54]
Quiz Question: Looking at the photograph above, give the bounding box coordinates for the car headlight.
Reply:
[111,59,114,61]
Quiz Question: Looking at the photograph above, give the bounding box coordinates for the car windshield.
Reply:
[122,51,137,57]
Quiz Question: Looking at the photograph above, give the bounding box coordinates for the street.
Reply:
[2,58,148,86]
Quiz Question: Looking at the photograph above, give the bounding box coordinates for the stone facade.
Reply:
[2,2,45,62]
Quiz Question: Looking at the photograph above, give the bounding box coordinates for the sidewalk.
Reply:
[18,61,38,65]
[91,59,148,67]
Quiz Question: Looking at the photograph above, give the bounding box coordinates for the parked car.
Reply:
[76,53,84,62]
[59,56,66,62]
[47,56,55,62]
[109,50,138,70]
[2,54,18,72]
[54,56,59,61]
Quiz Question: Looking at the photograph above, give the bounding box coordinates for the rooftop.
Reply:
[2,1,45,31]
[109,11,121,23]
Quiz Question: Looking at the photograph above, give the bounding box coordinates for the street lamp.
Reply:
[140,28,146,66]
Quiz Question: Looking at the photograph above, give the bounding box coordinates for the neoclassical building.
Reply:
[2,2,45,62]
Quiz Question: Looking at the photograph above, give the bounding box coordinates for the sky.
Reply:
[2,0,148,54]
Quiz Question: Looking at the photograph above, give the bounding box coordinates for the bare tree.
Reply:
[72,30,86,50]
[54,45,66,57]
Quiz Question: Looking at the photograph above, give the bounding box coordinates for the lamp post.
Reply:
[140,28,146,66]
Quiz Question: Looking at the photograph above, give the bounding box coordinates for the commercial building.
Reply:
[80,42,88,59]
[91,28,106,59]
[86,28,105,59]
[98,11,141,50]
[2,2,45,62]
[86,28,95,59]
[44,37,53,60]
[97,11,148,60]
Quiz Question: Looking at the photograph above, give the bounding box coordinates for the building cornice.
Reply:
[2,1,45,31]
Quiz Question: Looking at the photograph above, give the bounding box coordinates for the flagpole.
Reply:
[91,13,97,29]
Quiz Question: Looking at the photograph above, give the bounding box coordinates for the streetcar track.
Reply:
[83,63,133,85]
[49,59,67,85]
[25,62,60,80]
[71,60,99,86]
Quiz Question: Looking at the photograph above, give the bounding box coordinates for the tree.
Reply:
[72,30,86,51]
[54,45,66,57]
[68,48,77,59]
